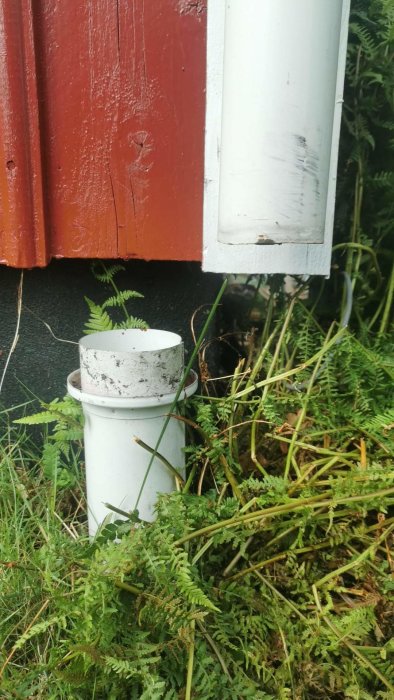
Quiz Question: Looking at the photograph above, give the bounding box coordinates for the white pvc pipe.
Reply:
[68,329,197,537]
[219,0,344,246]
[203,0,351,275]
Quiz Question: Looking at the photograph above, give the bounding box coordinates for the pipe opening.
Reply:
[80,329,182,353]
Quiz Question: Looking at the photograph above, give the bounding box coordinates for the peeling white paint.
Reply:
[79,329,184,398]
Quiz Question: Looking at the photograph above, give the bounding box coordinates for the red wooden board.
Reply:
[0,0,206,267]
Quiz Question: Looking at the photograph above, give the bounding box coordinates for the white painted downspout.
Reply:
[203,0,351,275]
[67,329,197,537]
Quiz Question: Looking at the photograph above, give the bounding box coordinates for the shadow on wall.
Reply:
[0,260,221,410]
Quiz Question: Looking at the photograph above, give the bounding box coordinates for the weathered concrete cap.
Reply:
[79,329,184,398]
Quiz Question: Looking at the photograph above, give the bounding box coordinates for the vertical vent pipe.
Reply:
[67,329,197,537]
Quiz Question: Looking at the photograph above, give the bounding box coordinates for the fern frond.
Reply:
[14,615,67,650]
[14,411,59,425]
[84,297,114,334]
[372,171,394,187]
[102,290,144,308]
[91,263,125,283]
[117,317,149,330]
[53,428,83,443]
[104,656,141,680]
[140,679,167,700]
[349,21,377,55]
[355,114,376,149]
[42,442,61,479]
[169,546,219,612]
[364,409,394,433]
[42,397,82,418]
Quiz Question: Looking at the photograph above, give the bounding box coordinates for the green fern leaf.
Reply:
[43,397,82,418]
[349,22,377,55]
[102,290,144,308]
[84,297,114,334]
[14,615,67,650]
[42,442,61,479]
[169,546,220,612]
[372,171,394,187]
[91,263,125,283]
[14,411,59,425]
[53,428,83,443]
[364,409,394,433]
[117,317,149,330]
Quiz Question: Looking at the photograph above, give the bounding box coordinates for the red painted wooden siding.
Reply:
[0,0,206,267]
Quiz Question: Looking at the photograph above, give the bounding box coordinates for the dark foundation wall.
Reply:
[0,260,221,411]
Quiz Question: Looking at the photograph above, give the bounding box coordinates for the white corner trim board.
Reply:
[203,0,351,275]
